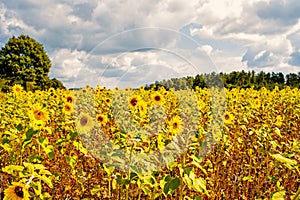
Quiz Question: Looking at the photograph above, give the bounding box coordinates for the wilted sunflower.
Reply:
[12,84,23,93]
[4,182,29,200]
[168,116,182,135]
[76,112,95,134]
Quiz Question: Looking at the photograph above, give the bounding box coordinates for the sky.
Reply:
[1,0,300,88]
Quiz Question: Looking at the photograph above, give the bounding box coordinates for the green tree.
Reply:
[0,34,52,91]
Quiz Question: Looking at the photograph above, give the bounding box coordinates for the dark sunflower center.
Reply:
[173,122,178,129]
[106,98,111,103]
[130,98,138,106]
[34,110,44,120]
[14,186,24,198]
[154,95,161,102]
[80,116,88,126]
[65,105,71,111]
[225,114,230,120]
[97,116,104,122]
[66,96,73,103]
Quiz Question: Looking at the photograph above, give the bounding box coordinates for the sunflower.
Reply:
[156,133,166,150]
[137,101,148,119]
[128,95,140,108]
[63,103,73,115]
[275,115,283,127]
[12,84,23,93]
[48,87,55,93]
[252,98,261,109]
[224,112,234,125]
[96,114,108,126]
[29,105,49,129]
[65,95,74,104]
[75,112,95,134]
[151,92,164,105]
[4,182,29,200]
[168,116,182,135]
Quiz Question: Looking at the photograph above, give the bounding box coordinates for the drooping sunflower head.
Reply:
[12,84,23,93]
[75,112,95,134]
[4,182,29,200]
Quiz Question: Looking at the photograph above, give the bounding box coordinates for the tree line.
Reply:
[146,70,300,90]
[1,35,299,92]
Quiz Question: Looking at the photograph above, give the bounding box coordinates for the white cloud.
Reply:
[1,0,300,88]
[50,49,88,82]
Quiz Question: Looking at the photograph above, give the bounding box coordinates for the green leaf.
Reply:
[26,129,38,140]
[39,169,52,176]
[69,131,78,141]
[2,165,24,174]
[270,153,297,170]
[47,150,54,160]
[169,177,180,191]
[38,175,53,188]
[23,162,34,174]
[163,176,180,195]
[31,181,42,196]
[163,181,170,195]
[1,138,10,145]
[16,124,23,131]
[242,176,253,182]
[22,129,38,148]
[73,141,88,155]
[66,155,78,169]
[54,139,68,146]
[91,185,101,195]
[271,190,285,200]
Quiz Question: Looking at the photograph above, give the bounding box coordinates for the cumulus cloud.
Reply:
[1,0,300,88]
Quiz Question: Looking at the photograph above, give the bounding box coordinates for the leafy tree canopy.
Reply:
[0,34,64,91]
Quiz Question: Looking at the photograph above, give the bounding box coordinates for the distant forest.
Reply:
[145,70,300,90]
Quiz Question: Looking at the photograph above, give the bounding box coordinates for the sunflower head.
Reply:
[12,84,23,93]
[168,116,182,135]
[29,105,49,129]
[151,92,164,105]
[63,103,73,115]
[96,114,108,126]
[224,112,234,125]
[76,112,95,134]
[65,95,74,104]
[128,95,140,108]
[48,87,55,94]
[4,182,29,200]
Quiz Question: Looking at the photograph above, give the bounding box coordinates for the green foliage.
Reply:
[0,34,65,91]
[146,70,300,90]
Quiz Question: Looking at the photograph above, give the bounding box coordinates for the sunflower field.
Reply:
[0,84,299,199]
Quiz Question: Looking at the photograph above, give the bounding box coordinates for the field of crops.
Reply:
[0,84,299,199]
